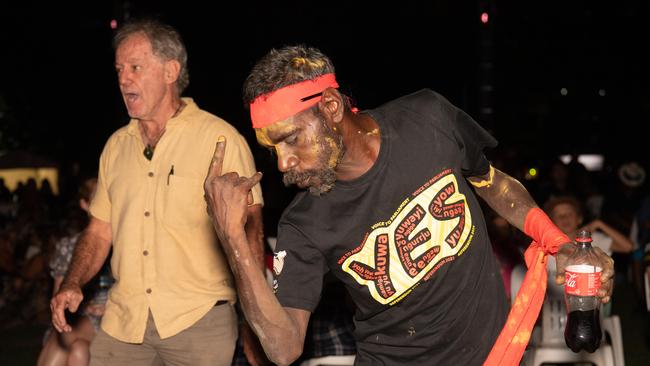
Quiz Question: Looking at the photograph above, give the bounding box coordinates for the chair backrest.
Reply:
[543,256,576,346]
[541,290,568,346]
[300,355,356,366]
[510,264,526,305]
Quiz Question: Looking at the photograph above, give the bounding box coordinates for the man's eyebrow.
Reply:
[268,128,297,144]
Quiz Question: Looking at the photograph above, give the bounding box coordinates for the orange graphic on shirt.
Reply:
[339,169,475,305]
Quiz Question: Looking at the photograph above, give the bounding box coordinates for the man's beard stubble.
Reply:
[282,121,344,196]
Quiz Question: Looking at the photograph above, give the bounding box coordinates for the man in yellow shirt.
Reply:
[50,19,265,366]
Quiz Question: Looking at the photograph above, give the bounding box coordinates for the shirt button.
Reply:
[146,288,152,294]
[148,172,154,177]
[144,211,150,217]
[143,250,149,256]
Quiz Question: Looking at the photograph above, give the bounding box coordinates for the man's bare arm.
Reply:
[51,217,112,332]
[223,224,310,365]
[62,217,112,288]
[204,137,310,365]
[468,166,537,231]
[245,204,265,273]
[241,204,272,366]
[469,166,613,302]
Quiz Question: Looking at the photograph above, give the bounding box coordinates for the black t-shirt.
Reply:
[273,89,508,365]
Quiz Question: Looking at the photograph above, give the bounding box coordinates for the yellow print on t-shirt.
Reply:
[339,169,474,305]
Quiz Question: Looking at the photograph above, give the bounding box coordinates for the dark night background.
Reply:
[2,0,649,195]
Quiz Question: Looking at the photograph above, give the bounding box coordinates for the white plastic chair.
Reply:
[527,342,615,366]
[299,355,356,366]
[524,293,617,366]
[601,315,625,366]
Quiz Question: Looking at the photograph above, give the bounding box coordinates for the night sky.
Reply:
[1,1,649,183]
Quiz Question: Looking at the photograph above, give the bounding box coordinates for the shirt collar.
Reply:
[125,97,197,136]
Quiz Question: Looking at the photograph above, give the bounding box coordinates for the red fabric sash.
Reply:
[484,208,570,366]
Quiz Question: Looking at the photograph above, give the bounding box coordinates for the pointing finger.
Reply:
[208,136,227,178]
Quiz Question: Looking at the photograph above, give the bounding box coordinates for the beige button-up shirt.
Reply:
[90,98,263,342]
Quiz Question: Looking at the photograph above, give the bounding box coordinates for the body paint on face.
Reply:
[324,134,341,169]
[255,111,344,195]
[255,127,275,147]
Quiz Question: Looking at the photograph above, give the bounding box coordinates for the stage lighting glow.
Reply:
[559,154,604,171]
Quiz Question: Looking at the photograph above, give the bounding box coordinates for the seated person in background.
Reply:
[544,195,633,315]
[37,177,113,366]
[545,195,634,257]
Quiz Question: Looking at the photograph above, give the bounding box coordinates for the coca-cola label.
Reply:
[565,264,602,296]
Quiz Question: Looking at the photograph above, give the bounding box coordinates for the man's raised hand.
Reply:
[204,136,262,238]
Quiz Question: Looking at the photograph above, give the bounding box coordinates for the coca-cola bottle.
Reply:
[563,230,602,353]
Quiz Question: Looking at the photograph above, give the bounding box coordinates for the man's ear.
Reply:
[318,87,345,124]
[164,59,181,85]
[79,199,90,213]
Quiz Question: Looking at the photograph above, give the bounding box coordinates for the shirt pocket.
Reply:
[163,174,206,228]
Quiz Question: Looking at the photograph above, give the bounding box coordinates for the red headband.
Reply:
[249,73,339,128]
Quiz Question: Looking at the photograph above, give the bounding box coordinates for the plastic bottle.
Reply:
[564,230,602,353]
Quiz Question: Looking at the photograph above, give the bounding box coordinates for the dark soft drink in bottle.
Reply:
[564,230,602,353]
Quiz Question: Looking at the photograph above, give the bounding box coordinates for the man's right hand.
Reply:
[204,136,262,243]
[50,283,84,332]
